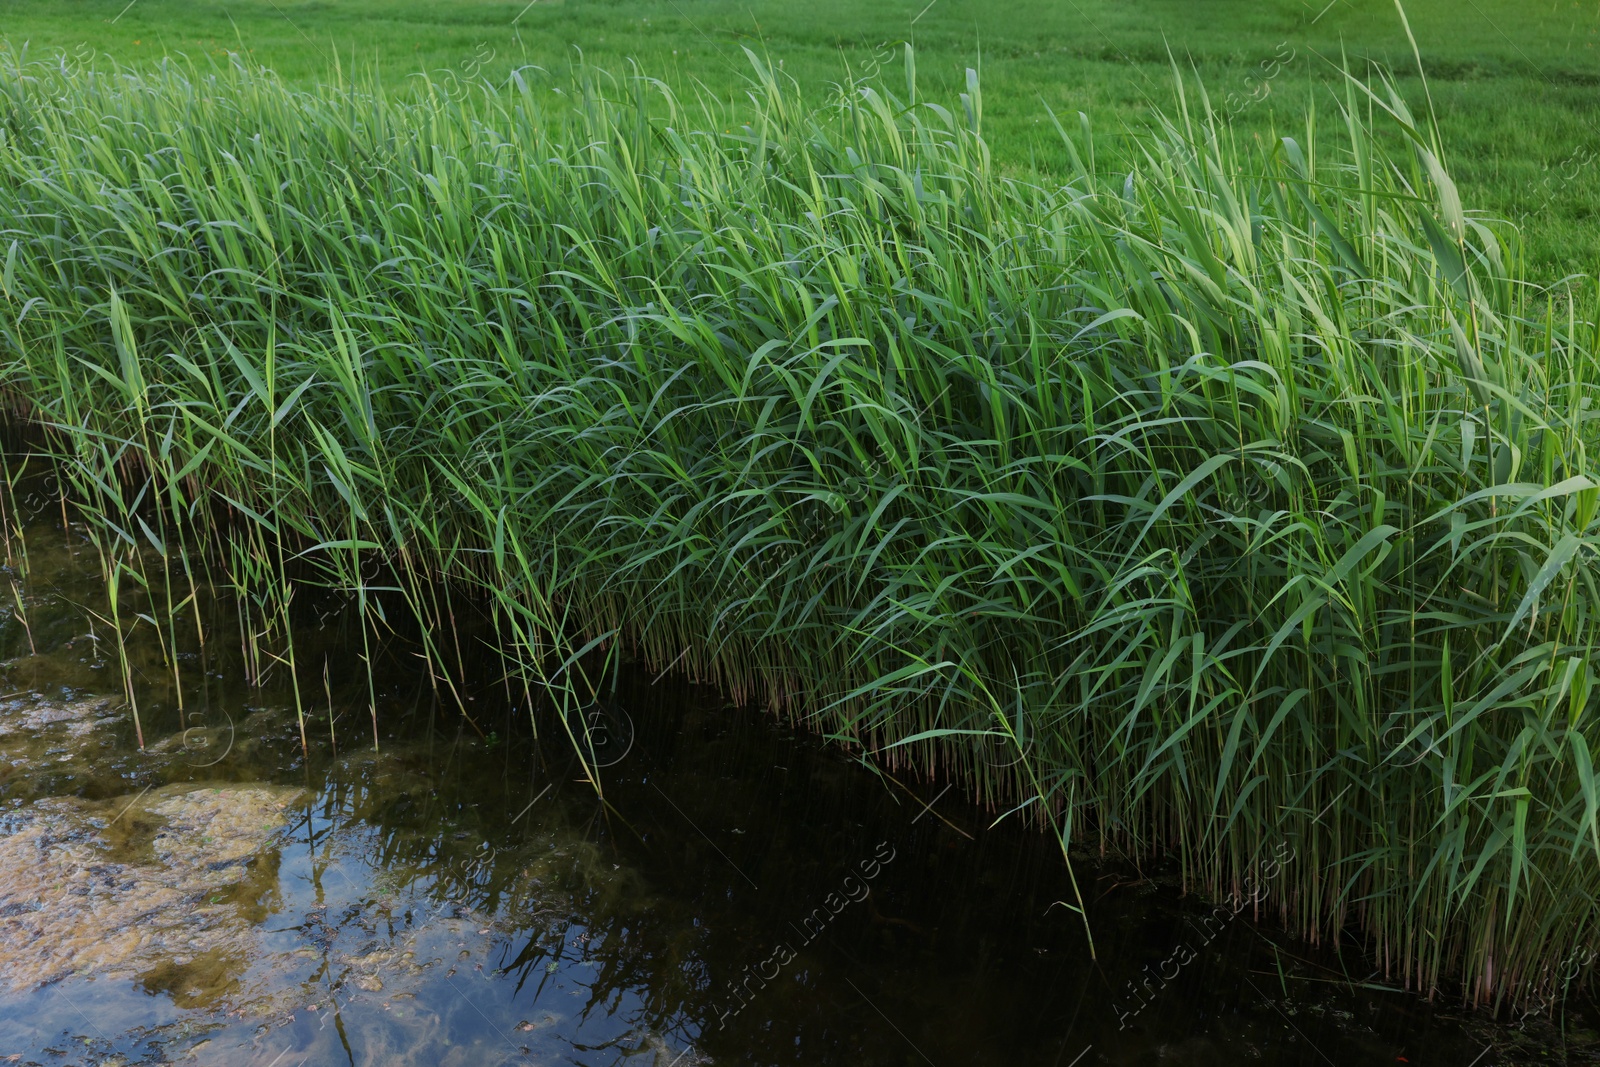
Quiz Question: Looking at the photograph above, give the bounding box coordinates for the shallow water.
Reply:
[0,473,1590,1066]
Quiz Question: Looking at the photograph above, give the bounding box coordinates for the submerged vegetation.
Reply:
[0,44,1598,1014]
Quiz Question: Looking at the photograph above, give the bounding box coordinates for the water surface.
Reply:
[0,466,1582,1067]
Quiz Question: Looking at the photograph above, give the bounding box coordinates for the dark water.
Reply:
[0,468,1585,1067]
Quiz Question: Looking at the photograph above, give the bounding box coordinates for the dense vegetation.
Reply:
[7,0,1600,280]
[1,45,1598,1013]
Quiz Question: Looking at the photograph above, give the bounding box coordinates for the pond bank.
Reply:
[2,47,1599,1012]
[0,485,1588,1065]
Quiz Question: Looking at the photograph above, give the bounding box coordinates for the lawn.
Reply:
[5,0,1600,279]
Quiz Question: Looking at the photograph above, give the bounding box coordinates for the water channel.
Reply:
[0,456,1586,1066]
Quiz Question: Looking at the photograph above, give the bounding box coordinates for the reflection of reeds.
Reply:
[8,579,32,657]
[1,44,1598,1011]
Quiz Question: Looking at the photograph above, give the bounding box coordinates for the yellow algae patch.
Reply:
[0,783,301,999]
[0,695,119,739]
[0,695,128,803]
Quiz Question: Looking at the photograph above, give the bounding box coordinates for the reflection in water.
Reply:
[0,473,1582,1066]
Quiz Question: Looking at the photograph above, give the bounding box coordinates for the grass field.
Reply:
[5,0,1600,278]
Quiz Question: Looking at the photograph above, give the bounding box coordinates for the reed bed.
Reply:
[0,46,1597,1011]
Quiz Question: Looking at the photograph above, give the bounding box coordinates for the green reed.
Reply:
[1,45,1598,1011]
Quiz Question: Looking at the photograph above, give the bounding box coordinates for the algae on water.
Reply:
[0,782,301,998]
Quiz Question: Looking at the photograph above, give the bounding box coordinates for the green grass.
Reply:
[2,44,1599,1012]
[6,0,1600,279]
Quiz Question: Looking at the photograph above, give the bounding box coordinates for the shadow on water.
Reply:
[0,458,1591,1066]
